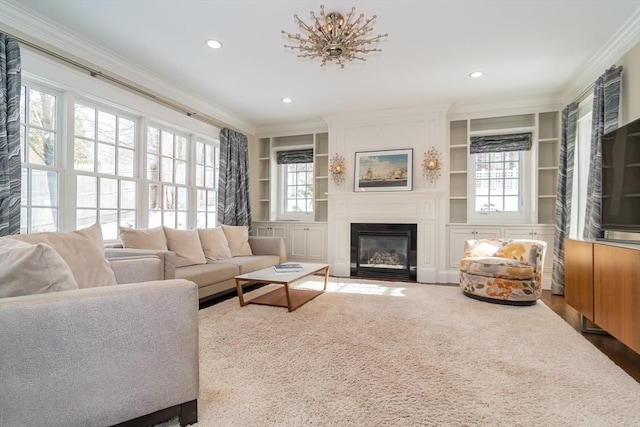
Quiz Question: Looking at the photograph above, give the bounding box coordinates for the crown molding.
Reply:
[322,103,450,128]
[561,8,640,104]
[447,96,564,120]
[0,0,256,135]
[256,118,328,138]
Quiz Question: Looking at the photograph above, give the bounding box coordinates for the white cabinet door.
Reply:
[305,225,327,261]
[288,224,327,262]
[253,222,288,238]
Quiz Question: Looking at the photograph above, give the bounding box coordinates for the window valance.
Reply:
[469,133,532,154]
[276,149,314,164]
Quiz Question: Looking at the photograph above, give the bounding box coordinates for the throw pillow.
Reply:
[220,224,253,257]
[0,239,79,298]
[162,227,207,267]
[198,227,233,261]
[119,226,168,250]
[5,223,117,288]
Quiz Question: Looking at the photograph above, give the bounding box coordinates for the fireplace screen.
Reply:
[350,223,417,281]
[359,235,408,270]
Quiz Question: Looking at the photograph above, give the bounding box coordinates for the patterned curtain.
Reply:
[469,133,532,153]
[217,128,252,229]
[0,33,21,237]
[551,103,578,295]
[583,66,623,240]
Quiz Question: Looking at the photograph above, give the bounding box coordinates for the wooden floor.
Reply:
[540,290,640,382]
[201,285,639,383]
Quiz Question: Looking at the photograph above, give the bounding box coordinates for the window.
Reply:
[147,126,189,229]
[275,148,314,220]
[468,132,532,223]
[74,102,137,240]
[19,85,60,233]
[474,151,521,212]
[195,139,219,228]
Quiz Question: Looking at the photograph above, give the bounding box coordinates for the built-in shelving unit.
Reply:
[255,131,329,223]
[447,111,560,225]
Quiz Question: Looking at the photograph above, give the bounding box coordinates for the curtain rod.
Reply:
[10,33,235,132]
[570,65,624,105]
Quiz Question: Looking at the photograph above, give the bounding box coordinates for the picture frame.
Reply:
[354,149,413,192]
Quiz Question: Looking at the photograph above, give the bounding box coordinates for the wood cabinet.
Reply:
[564,239,594,321]
[565,239,640,354]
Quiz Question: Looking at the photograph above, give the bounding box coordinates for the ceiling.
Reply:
[6,0,640,128]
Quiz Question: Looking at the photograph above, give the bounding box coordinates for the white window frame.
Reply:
[19,82,64,233]
[72,98,139,240]
[274,147,314,221]
[468,147,532,224]
[194,137,219,228]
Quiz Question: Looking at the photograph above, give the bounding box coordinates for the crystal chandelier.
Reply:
[282,5,388,68]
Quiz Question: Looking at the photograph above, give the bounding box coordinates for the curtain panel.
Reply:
[217,128,252,229]
[0,33,21,237]
[583,66,622,240]
[276,149,313,164]
[469,133,532,154]
[551,103,578,295]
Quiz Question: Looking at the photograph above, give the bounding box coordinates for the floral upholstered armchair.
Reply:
[459,239,547,306]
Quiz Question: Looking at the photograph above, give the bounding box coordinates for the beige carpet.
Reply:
[184,278,640,426]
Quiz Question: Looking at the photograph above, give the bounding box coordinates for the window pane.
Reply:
[77,175,97,208]
[97,143,116,175]
[197,189,206,210]
[205,167,214,188]
[196,165,204,187]
[161,157,173,182]
[118,147,134,177]
[31,169,57,206]
[149,183,162,210]
[100,210,118,240]
[20,125,27,162]
[21,168,28,203]
[120,180,136,209]
[504,196,519,212]
[175,160,186,185]
[74,104,95,139]
[21,207,27,234]
[120,210,136,229]
[476,197,490,211]
[161,131,174,156]
[197,212,206,229]
[77,209,97,229]
[119,118,135,148]
[74,138,95,171]
[100,178,118,209]
[205,144,213,166]
[148,210,162,228]
[196,142,204,164]
[177,212,188,230]
[147,154,159,180]
[207,190,216,208]
[177,187,187,210]
[98,111,116,143]
[147,127,159,155]
[29,89,56,130]
[20,86,26,123]
[505,179,519,195]
[163,186,176,210]
[175,136,187,161]
[28,129,56,166]
[31,208,57,232]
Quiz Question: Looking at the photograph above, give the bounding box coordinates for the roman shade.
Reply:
[276,149,313,164]
[469,133,532,154]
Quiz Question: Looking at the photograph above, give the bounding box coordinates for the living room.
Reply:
[1,1,640,426]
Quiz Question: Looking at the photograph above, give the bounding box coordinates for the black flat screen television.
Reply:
[601,117,640,233]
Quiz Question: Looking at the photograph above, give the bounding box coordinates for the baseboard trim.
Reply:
[113,399,197,427]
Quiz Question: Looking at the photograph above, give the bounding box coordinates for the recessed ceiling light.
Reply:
[206,39,223,49]
[469,71,484,78]
[282,98,292,103]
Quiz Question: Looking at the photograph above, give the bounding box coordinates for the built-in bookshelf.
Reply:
[448,111,560,224]
[255,131,329,222]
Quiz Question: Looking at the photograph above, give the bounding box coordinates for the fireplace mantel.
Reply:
[327,191,446,283]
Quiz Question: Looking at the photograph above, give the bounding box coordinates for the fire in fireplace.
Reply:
[350,223,417,281]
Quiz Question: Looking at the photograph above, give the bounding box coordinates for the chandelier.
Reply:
[282,5,388,68]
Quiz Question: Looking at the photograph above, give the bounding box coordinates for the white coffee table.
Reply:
[235,263,330,312]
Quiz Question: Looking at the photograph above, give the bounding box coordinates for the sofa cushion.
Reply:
[461,257,534,280]
[198,227,232,261]
[215,255,281,274]
[163,227,207,267]
[119,226,168,250]
[6,223,117,288]
[0,239,79,298]
[175,262,240,288]
[221,225,253,257]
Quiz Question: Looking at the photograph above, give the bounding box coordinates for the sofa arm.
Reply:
[108,254,165,284]
[0,279,199,427]
[105,248,176,280]
[249,236,287,263]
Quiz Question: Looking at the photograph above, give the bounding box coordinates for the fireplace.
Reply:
[350,223,417,281]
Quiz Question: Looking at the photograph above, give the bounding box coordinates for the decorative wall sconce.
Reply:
[330,153,346,185]
[422,147,442,183]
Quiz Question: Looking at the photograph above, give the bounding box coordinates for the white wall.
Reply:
[617,41,640,126]
[324,105,449,283]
